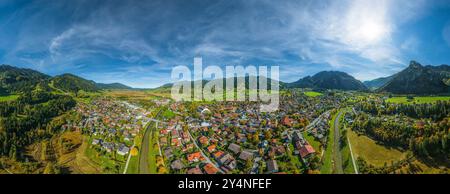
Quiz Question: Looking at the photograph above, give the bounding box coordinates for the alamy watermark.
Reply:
[171,57,279,112]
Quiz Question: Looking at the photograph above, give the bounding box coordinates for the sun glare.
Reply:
[359,22,387,43]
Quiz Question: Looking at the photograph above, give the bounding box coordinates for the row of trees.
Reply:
[357,100,450,121]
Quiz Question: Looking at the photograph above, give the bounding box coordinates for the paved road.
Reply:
[333,111,344,174]
[123,143,135,174]
[346,135,359,174]
[139,110,162,174]
[305,110,331,132]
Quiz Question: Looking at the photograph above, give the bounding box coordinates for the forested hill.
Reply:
[51,73,98,93]
[0,65,50,94]
[378,61,450,94]
[287,71,368,91]
[363,75,394,90]
[0,64,132,94]
[0,90,76,161]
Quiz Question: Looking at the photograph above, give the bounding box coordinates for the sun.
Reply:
[359,22,388,43]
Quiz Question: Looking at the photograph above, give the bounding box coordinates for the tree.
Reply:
[43,162,55,174]
[130,147,139,156]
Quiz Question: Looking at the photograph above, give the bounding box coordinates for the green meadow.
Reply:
[304,91,323,97]
[0,94,19,102]
[386,96,450,104]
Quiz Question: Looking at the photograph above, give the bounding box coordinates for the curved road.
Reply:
[333,111,344,174]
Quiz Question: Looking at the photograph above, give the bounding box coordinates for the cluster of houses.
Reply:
[159,119,222,174]
[69,98,151,157]
[156,92,340,173]
[305,111,331,143]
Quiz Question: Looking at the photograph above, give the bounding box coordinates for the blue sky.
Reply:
[1,0,450,88]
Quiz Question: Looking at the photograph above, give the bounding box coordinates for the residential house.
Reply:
[207,145,216,153]
[239,150,254,161]
[187,152,204,163]
[187,167,203,174]
[203,163,218,174]
[171,159,185,170]
[266,159,279,173]
[117,144,130,156]
[228,143,241,154]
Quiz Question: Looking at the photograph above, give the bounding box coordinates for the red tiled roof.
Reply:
[187,167,203,174]
[187,152,203,162]
[299,144,315,158]
[207,145,216,153]
[203,163,218,174]
[213,151,225,159]
[199,136,209,145]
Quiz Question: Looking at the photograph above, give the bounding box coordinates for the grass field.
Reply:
[126,155,139,174]
[304,91,323,97]
[339,128,355,173]
[84,137,127,174]
[162,109,176,119]
[386,96,450,104]
[106,89,165,101]
[347,130,407,167]
[0,94,18,102]
[338,108,356,174]
[320,110,337,174]
[148,125,160,174]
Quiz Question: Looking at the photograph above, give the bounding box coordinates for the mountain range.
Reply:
[363,75,394,90]
[0,64,132,94]
[286,71,368,91]
[1,60,449,95]
[377,61,450,94]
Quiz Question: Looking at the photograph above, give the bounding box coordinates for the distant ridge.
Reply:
[0,64,132,94]
[287,71,368,91]
[378,61,450,94]
[154,76,285,90]
[96,82,132,90]
[363,75,394,90]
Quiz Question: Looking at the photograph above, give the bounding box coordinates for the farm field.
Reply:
[386,96,450,104]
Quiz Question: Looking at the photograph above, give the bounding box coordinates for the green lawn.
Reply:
[304,91,323,97]
[162,109,175,119]
[84,137,127,174]
[0,95,19,102]
[339,109,356,174]
[302,131,321,153]
[386,96,450,104]
[126,155,139,174]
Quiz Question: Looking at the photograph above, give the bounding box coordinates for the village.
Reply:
[155,90,344,174]
[62,98,152,172]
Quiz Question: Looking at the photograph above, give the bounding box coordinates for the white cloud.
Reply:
[444,23,450,48]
